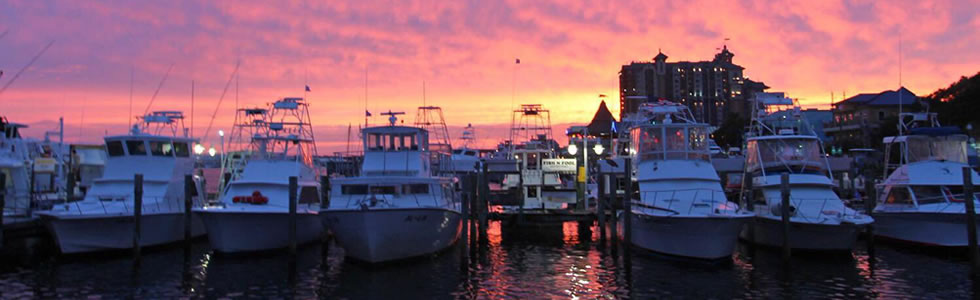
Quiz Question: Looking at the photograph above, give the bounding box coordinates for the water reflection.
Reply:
[0,222,977,299]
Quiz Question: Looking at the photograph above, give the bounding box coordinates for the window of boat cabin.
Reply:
[173,142,190,157]
[341,184,368,195]
[149,141,174,156]
[126,140,147,155]
[366,132,419,151]
[299,186,319,204]
[885,186,913,205]
[910,185,946,204]
[370,185,398,194]
[106,141,125,157]
[526,152,539,170]
[404,184,429,194]
[942,186,980,202]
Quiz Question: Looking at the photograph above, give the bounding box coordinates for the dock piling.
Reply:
[1,173,6,248]
[623,158,632,246]
[780,172,791,261]
[478,162,488,237]
[597,173,607,242]
[184,175,193,243]
[133,173,144,260]
[609,175,618,245]
[288,176,298,256]
[66,168,75,203]
[863,172,876,253]
[963,167,978,274]
[320,175,330,247]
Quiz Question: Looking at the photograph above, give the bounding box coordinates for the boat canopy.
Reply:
[630,124,709,162]
[745,136,827,175]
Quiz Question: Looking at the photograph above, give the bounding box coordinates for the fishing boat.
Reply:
[38,111,205,253]
[450,123,480,173]
[622,101,753,259]
[873,112,980,246]
[196,98,325,252]
[1,117,34,220]
[739,93,873,250]
[321,111,461,263]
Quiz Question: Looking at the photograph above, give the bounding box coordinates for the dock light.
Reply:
[194,143,205,155]
[593,144,605,155]
[208,147,216,157]
[567,144,578,155]
[218,130,224,137]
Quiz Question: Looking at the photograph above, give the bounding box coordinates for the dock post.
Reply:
[468,172,478,240]
[460,186,469,246]
[623,158,632,246]
[609,175,618,245]
[780,172,791,261]
[863,172,876,253]
[184,175,193,243]
[743,172,755,243]
[963,167,978,274]
[320,176,330,209]
[479,161,489,237]
[1,173,6,247]
[597,173,607,242]
[66,167,75,203]
[133,173,144,260]
[320,175,330,247]
[288,176,298,256]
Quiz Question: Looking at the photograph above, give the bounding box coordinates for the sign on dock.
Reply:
[541,158,576,172]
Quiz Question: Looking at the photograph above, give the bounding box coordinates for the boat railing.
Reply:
[759,196,863,222]
[344,193,448,209]
[65,194,208,215]
[635,188,729,216]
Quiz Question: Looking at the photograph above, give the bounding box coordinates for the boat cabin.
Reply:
[361,126,432,177]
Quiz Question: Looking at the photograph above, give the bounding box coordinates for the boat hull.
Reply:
[623,212,750,259]
[41,213,205,254]
[198,211,324,252]
[740,217,863,250]
[321,208,461,263]
[873,212,979,246]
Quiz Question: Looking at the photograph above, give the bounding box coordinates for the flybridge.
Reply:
[135,111,188,137]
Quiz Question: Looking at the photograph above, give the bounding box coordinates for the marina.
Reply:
[3,2,980,298]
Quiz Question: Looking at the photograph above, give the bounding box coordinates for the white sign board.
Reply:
[541,158,577,172]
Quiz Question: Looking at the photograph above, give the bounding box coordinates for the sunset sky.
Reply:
[2,1,978,152]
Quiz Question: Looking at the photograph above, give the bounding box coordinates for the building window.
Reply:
[878,111,885,121]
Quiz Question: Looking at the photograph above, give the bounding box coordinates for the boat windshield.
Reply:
[366,132,424,152]
[906,135,968,163]
[746,138,826,174]
[630,125,709,162]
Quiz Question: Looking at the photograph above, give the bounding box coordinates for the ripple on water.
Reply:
[0,222,978,299]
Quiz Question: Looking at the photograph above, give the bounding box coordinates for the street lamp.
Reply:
[567,144,578,155]
[208,147,216,157]
[194,143,205,155]
[593,144,604,155]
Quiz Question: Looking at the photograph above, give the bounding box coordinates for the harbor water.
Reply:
[1,221,976,299]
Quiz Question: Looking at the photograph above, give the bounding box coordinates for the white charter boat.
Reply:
[1,117,34,219]
[740,94,873,250]
[196,98,325,252]
[622,101,753,259]
[322,111,461,263]
[39,111,205,253]
[450,123,480,173]
[873,112,980,246]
